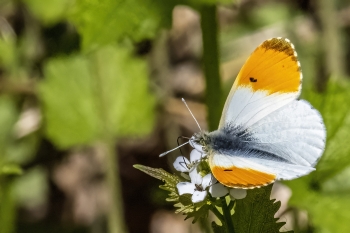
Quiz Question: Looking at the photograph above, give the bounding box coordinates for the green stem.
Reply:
[317,0,345,79]
[93,53,128,233]
[0,178,16,233]
[200,5,223,131]
[104,139,127,233]
[220,197,235,233]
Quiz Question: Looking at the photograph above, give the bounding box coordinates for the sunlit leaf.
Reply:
[287,178,350,233]
[133,164,180,186]
[39,45,155,148]
[69,0,234,50]
[23,0,72,25]
[70,0,177,50]
[303,81,350,182]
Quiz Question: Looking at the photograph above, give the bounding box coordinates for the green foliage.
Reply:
[39,45,155,148]
[70,0,177,50]
[69,0,234,50]
[0,164,23,176]
[304,81,350,181]
[286,80,350,233]
[212,221,228,233]
[134,164,182,205]
[134,164,212,223]
[233,185,290,233]
[211,185,289,233]
[23,0,72,25]
[13,167,48,208]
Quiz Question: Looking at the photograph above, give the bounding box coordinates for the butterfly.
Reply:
[187,37,326,189]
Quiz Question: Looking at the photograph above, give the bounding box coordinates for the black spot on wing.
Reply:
[250,77,257,82]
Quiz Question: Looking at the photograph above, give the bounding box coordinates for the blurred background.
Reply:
[1,0,350,232]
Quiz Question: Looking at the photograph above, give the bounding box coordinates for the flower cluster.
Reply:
[173,139,247,203]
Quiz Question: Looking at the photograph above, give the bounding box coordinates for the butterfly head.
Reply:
[191,131,211,154]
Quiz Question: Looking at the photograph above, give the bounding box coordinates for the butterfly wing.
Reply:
[219,38,302,128]
[209,100,326,188]
[208,38,326,188]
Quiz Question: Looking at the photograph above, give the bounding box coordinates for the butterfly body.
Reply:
[191,38,326,189]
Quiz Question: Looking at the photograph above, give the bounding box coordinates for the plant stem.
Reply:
[200,5,223,131]
[317,0,345,79]
[103,139,128,233]
[220,197,235,233]
[93,53,128,233]
[0,178,16,233]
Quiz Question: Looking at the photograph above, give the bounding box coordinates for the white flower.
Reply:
[208,177,247,199]
[189,137,205,153]
[173,149,203,173]
[209,179,229,198]
[177,168,213,203]
[229,188,247,199]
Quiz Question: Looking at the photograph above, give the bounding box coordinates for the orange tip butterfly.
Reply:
[163,37,326,189]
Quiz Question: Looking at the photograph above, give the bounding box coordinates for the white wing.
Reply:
[219,38,302,129]
[247,99,326,169]
[209,100,326,187]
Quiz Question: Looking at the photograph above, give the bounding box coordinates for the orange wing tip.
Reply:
[211,166,276,189]
[265,37,302,74]
[236,37,302,94]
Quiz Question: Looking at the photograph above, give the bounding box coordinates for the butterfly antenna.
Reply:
[182,98,202,131]
[159,141,189,157]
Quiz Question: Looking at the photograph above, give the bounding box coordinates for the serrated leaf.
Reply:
[232,185,291,233]
[69,0,178,50]
[39,45,155,148]
[133,164,180,185]
[179,193,193,206]
[174,202,194,214]
[185,202,210,223]
[69,0,235,50]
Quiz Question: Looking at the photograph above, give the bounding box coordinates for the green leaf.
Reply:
[303,81,350,182]
[133,164,180,186]
[287,178,350,233]
[69,0,234,50]
[69,0,178,50]
[0,164,23,176]
[13,166,48,208]
[134,164,182,206]
[185,201,210,223]
[39,45,155,148]
[232,185,291,233]
[23,0,71,25]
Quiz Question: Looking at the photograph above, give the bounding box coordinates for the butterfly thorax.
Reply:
[192,125,254,156]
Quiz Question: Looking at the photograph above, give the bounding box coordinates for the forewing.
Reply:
[219,38,302,128]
